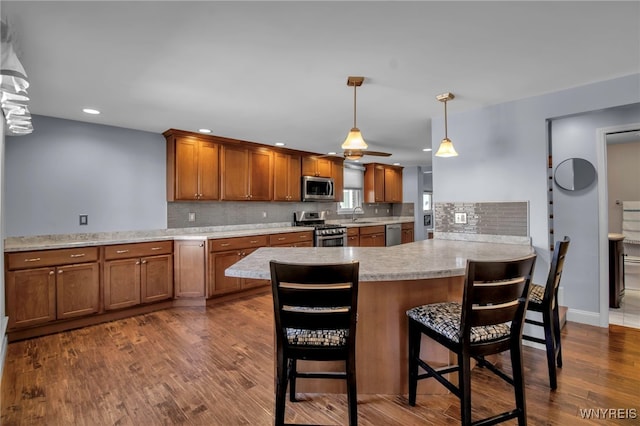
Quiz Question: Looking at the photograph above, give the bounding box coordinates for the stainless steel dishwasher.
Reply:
[385,223,401,246]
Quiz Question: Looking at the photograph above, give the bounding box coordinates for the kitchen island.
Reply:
[226,238,534,395]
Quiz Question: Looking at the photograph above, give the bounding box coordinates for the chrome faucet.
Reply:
[352,206,364,222]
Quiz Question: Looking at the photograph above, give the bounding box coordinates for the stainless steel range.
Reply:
[293,211,347,247]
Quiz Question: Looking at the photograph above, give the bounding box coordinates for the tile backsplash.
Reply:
[167,201,414,228]
[434,201,528,237]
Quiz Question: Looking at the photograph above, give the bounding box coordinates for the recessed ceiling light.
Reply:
[422,148,432,152]
[393,162,401,166]
[327,151,337,155]
[82,108,100,115]
[424,170,433,174]
[198,128,212,134]
[275,142,285,146]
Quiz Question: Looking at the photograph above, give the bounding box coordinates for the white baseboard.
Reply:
[566,308,603,327]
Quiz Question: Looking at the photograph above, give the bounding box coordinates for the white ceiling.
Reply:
[2,1,639,168]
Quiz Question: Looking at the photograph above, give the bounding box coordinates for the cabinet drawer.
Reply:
[359,225,385,235]
[104,240,173,260]
[209,235,269,252]
[269,231,313,246]
[402,222,414,230]
[7,247,99,270]
[347,227,359,237]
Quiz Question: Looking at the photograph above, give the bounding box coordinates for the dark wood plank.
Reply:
[2,293,639,425]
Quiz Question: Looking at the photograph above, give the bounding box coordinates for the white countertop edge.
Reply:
[434,232,531,245]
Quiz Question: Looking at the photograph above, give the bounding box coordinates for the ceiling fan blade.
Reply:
[364,150,392,157]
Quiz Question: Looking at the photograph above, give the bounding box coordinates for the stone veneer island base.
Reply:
[225,238,534,395]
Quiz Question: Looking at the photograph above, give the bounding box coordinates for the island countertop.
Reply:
[225,239,534,282]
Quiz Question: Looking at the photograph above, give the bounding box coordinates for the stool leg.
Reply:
[510,342,527,425]
[288,358,297,402]
[346,354,358,426]
[542,309,558,389]
[552,304,563,368]
[408,320,421,406]
[459,353,472,426]
[275,351,288,426]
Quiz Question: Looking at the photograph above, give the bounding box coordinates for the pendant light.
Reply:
[435,92,457,157]
[341,76,368,151]
[1,20,33,135]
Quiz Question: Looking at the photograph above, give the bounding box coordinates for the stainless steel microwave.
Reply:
[301,176,335,201]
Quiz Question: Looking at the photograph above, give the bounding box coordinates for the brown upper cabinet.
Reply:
[302,156,333,177]
[273,152,301,202]
[220,145,274,201]
[165,131,219,201]
[364,163,403,203]
[164,129,344,203]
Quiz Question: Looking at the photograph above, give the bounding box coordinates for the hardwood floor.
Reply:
[2,291,639,425]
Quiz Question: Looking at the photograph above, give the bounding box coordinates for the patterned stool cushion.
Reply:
[529,283,545,304]
[286,328,348,347]
[406,302,511,344]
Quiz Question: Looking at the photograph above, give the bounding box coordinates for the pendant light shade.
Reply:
[435,92,457,157]
[341,76,368,150]
[1,20,33,135]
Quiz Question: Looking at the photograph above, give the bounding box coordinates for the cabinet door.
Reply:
[220,145,250,200]
[359,233,385,247]
[198,141,220,200]
[332,160,344,202]
[248,149,273,200]
[174,240,206,298]
[384,167,402,202]
[364,164,385,203]
[274,153,301,201]
[56,263,100,319]
[401,225,414,244]
[175,137,200,200]
[141,254,174,303]
[211,250,243,295]
[6,267,56,329]
[104,258,141,311]
[316,158,333,178]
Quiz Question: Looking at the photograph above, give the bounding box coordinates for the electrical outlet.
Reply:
[454,212,467,224]
[375,208,378,214]
[262,211,267,218]
[188,212,196,222]
[79,214,88,226]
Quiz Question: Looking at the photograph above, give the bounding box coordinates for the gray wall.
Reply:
[432,73,640,322]
[5,115,167,236]
[1,117,7,374]
[550,103,640,315]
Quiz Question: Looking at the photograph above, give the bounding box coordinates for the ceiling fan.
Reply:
[340,76,391,161]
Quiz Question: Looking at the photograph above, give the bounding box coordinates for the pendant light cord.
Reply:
[444,99,448,139]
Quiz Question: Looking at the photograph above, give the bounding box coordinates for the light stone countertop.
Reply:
[225,239,535,282]
[3,217,416,252]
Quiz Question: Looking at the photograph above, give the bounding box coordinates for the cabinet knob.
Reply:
[199,243,204,247]
[141,260,147,264]
[58,270,63,274]
[49,271,54,275]
[136,261,140,265]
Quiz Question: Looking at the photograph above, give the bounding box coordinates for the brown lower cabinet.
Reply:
[359,225,386,247]
[401,222,415,244]
[209,235,270,296]
[347,227,360,247]
[103,241,174,309]
[174,239,206,298]
[5,247,100,330]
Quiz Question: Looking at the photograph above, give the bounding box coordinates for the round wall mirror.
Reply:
[554,158,597,191]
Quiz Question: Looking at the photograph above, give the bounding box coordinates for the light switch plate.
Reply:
[79,214,88,226]
[454,212,467,224]
[188,212,196,222]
